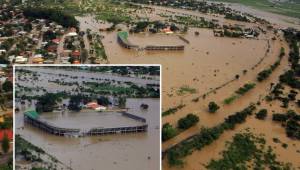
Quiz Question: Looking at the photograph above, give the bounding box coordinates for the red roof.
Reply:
[0,129,13,141]
[52,38,60,44]
[72,51,80,57]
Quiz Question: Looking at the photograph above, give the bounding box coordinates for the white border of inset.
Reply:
[13,64,162,170]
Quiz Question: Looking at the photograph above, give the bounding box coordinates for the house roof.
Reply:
[52,38,60,44]
[0,129,13,141]
[72,51,80,57]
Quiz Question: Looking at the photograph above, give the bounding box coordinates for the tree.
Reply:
[272,113,287,122]
[162,123,177,141]
[177,113,199,130]
[2,133,9,153]
[255,109,267,120]
[68,95,82,111]
[2,81,12,92]
[118,97,126,108]
[35,93,58,113]
[97,96,111,106]
[208,101,220,113]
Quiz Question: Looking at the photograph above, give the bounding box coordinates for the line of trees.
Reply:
[257,47,285,82]
[272,110,300,139]
[166,104,256,166]
[177,114,199,130]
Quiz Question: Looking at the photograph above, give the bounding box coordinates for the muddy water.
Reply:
[163,111,300,170]
[162,33,289,149]
[74,4,300,170]
[16,98,160,170]
[100,27,268,109]
[76,8,272,111]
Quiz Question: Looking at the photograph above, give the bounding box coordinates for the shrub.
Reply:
[224,95,238,104]
[162,104,185,116]
[162,123,177,141]
[272,113,288,122]
[255,109,267,120]
[235,83,256,95]
[208,101,220,113]
[177,113,199,130]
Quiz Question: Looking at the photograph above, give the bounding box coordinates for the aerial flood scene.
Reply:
[15,66,160,170]
[0,0,299,169]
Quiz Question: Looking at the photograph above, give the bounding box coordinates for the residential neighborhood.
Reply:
[0,4,106,64]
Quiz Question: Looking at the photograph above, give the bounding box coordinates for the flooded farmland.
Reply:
[15,66,160,170]
[74,3,300,169]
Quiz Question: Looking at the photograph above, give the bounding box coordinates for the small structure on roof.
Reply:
[67,32,78,37]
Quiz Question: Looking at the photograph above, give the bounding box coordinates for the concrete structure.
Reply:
[117,31,185,51]
[117,32,139,49]
[24,110,148,137]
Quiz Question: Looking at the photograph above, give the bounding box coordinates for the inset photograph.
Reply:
[14,65,160,170]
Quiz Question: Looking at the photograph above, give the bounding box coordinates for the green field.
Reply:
[211,0,300,19]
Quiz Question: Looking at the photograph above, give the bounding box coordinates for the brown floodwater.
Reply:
[16,98,160,170]
[75,4,300,170]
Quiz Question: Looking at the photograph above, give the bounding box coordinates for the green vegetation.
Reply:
[171,15,217,29]
[225,13,249,22]
[278,29,300,90]
[80,0,133,25]
[162,104,186,117]
[35,93,59,113]
[177,85,197,96]
[257,47,285,82]
[118,97,126,108]
[2,81,12,92]
[0,117,12,130]
[223,95,238,104]
[207,132,292,170]
[83,82,159,98]
[212,0,300,19]
[15,135,45,162]
[68,95,83,111]
[0,158,12,170]
[272,110,300,139]
[257,68,272,82]
[162,123,178,142]
[235,83,256,95]
[255,109,267,120]
[166,104,256,166]
[23,8,79,28]
[177,113,199,130]
[208,101,220,113]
